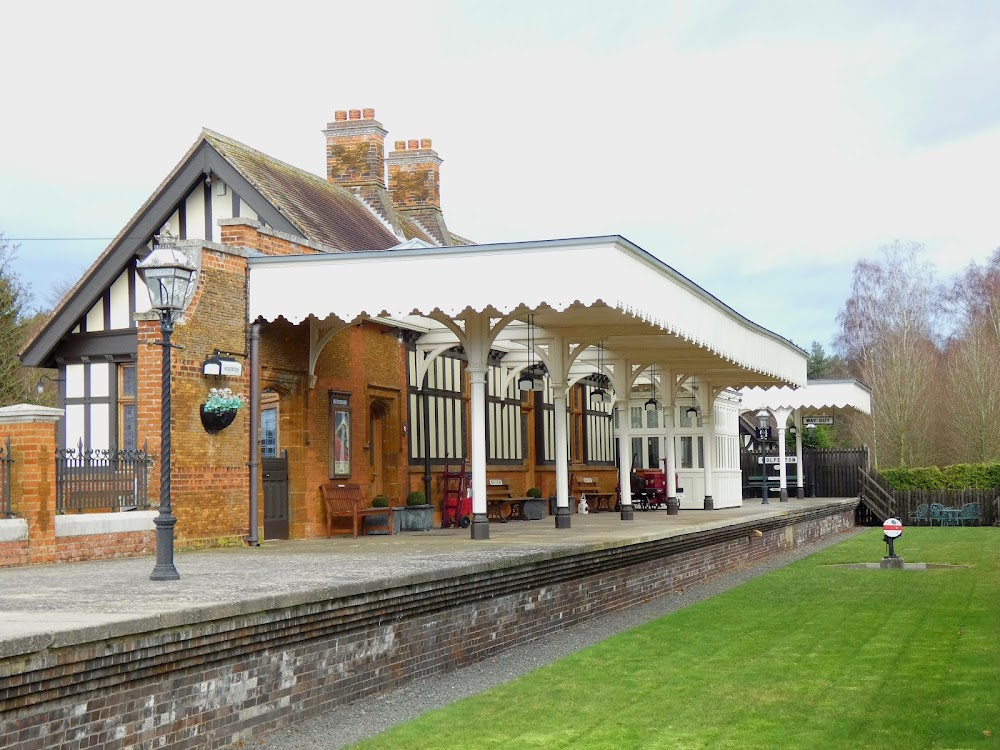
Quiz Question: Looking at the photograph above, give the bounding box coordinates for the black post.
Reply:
[150,311,180,581]
[422,378,432,510]
[761,436,770,505]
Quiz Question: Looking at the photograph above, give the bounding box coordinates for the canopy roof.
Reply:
[741,379,872,414]
[249,236,808,388]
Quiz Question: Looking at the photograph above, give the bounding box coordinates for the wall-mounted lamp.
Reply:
[36,374,63,395]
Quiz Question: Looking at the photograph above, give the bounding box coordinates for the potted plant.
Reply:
[523,487,546,520]
[369,494,400,534]
[399,490,434,532]
[200,387,247,434]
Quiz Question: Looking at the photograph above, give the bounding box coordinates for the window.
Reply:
[118,363,137,451]
[486,363,523,463]
[329,392,351,477]
[260,393,279,458]
[407,350,465,465]
[583,383,614,464]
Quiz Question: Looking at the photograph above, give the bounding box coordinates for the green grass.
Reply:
[352,529,1000,749]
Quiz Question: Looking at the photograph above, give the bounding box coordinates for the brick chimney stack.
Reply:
[386,138,442,210]
[324,108,387,189]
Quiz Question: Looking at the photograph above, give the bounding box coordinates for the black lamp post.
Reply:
[756,409,771,505]
[137,231,196,582]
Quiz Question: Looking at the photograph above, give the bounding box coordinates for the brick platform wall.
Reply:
[0,505,855,750]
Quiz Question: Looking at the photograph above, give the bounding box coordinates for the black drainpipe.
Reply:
[422,372,432,506]
[245,320,261,546]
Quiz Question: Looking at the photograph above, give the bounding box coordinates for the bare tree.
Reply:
[834,241,943,468]
[0,232,36,406]
[941,248,1000,462]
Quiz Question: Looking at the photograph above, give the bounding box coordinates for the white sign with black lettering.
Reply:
[803,416,834,425]
[757,456,798,464]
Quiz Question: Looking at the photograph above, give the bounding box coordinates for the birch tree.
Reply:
[942,249,1000,462]
[834,241,943,467]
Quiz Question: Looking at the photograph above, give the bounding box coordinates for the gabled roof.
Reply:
[21,129,448,367]
[202,130,401,251]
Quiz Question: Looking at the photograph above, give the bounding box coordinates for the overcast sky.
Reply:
[3,0,999,351]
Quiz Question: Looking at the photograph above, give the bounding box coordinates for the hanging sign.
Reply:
[803,416,834,425]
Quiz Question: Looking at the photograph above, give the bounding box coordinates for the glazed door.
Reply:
[262,450,289,540]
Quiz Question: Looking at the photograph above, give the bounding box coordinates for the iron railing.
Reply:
[56,440,154,513]
[0,437,12,517]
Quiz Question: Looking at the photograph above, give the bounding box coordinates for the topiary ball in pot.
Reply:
[372,495,390,508]
[406,491,427,507]
[526,487,543,498]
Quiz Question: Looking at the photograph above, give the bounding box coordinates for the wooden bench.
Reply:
[486,479,527,522]
[320,482,393,538]
[572,476,615,512]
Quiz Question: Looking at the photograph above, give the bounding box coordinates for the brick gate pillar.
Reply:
[0,404,63,564]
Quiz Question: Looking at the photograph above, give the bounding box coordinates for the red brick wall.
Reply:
[0,506,855,750]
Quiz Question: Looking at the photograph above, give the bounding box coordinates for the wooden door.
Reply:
[262,450,289,539]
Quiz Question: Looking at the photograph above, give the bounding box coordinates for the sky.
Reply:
[2,0,1000,352]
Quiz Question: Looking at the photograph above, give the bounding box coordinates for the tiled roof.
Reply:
[203,130,400,251]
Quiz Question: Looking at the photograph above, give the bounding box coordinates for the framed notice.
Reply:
[329,392,351,477]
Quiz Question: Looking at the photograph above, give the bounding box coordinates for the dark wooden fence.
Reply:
[858,468,999,527]
[740,447,869,498]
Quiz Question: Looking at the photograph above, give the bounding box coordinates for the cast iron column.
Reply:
[150,311,180,581]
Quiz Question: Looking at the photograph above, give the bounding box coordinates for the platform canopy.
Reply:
[248,236,806,388]
[740,379,872,415]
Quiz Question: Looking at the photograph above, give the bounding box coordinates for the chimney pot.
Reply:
[420,138,432,149]
[362,107,375,119]
[349,109,362,120]
[334,110,347,122]
[394,140,406,151]
[407,139,420,150]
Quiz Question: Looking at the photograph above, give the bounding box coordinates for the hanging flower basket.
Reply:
[200,387,246,434]
[200,405,238,434]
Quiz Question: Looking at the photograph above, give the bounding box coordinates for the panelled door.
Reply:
[262,450,289,540]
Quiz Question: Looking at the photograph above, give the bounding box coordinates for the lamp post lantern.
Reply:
[137,231,196,581]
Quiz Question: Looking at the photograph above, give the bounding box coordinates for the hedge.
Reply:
[880,462,1000,490]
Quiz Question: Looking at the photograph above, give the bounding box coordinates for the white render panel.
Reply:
[65,404,85,449]
[86,300,104,332]
[65,364,85,398]
[164,211,181,239]
[134,270,152,313]
[212,184,232,243]
[186,189,206,241]
[109,271,131,329]
[89,403,110,451]
[56,511,156,537]
[90,362,110,397]
[240,200,258,221]
[0,518,28,542]
[249,239,806,386]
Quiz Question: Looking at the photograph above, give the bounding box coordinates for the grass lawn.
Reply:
[352,528,999,749]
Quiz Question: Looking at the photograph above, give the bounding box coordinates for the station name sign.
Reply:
[803,416,834,425]
[758,456,798,464]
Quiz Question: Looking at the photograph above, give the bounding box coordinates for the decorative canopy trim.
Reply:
[249,236,808,387]
[740,379,872,414]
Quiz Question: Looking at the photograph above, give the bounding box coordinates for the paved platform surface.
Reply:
[0,498,856,658]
